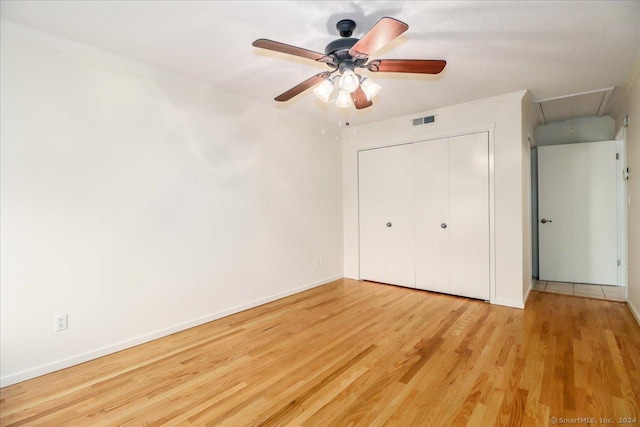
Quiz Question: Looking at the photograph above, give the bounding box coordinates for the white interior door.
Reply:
[359,144,415,288]
[538,141,618,285]
[448,133,490,299]
[415,138,450,293]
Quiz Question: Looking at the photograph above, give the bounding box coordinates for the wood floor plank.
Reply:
[1,280,639,426]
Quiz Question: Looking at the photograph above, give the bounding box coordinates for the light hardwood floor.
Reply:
[1,279,639,426]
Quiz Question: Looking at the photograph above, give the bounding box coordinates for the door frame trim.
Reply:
[616,127,628,291]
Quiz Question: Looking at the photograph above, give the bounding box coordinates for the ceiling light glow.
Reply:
[313,79,334,103]
[336,90,353,108]
[360,77,382,101]
[339,69,360,93]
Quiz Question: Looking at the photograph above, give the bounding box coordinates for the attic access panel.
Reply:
[534,88,614,125]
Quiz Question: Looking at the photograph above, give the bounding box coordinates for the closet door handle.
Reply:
[441,223,447,229]
[386,222,392,227]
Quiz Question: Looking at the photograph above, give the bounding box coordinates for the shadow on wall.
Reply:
[158,80,266,185]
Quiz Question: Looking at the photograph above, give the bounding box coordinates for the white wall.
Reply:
[535,115,615,146]
[0,28,343,386]
[342,91,530,309]
[612,54,640,325]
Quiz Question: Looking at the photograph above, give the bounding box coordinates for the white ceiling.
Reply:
[1,1,639,127]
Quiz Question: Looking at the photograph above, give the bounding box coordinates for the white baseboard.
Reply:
[492,298,525,309]
[627,300,640,327]
[0,275,343,388]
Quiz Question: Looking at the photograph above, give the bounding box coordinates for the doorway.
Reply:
[533,133,627,299]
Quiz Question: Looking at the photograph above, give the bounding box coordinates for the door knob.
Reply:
[386,222,392,227]
[441,223,447,229]
[540,219,552,223]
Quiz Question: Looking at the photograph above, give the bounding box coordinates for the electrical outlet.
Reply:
[314,259,320,268]
[55,314,67,331]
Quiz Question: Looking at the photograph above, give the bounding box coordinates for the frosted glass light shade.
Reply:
[360,77,382,101]
[339,69,360,93]
[313,79,334,103]
[336,90,353,108]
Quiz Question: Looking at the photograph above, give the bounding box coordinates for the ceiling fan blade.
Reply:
[253,38,325,61]
[274,72,331,102]
[367,59,447,74]
[351,86,373,110]
[349,17,408,59]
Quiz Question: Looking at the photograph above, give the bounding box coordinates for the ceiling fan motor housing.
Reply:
[324,37,358,55]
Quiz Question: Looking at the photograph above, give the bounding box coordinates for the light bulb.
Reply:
[313,79,334,103]
[360,77,381,101]
[339,69,360,93]
[336,90,353,108]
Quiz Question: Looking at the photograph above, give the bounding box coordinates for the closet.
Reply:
[358,132,490,300]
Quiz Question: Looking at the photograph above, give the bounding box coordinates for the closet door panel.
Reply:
[358,148,388,283]
[415,138,450,293]
[359,144,415,287]
[384,144,416,287]
[448,132,490,300]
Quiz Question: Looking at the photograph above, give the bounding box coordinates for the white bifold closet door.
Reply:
[414,137,449,293]
[415,133,490,300]
[359,143,416,288]
[359,132,489,300]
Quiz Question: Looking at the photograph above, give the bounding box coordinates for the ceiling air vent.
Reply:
[412,115,435,126]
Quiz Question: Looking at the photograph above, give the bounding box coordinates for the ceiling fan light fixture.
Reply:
[253,17,446,109]
[360,77,382,101]
[339,69,360,93]
[336,90,353,108]
[313,78,334,103]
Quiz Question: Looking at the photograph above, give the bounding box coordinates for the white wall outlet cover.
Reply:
[55,314,68,331]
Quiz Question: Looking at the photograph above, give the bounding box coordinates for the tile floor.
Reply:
[532,280,626,301]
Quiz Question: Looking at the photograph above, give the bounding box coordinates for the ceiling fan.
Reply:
[252,17,446,110]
